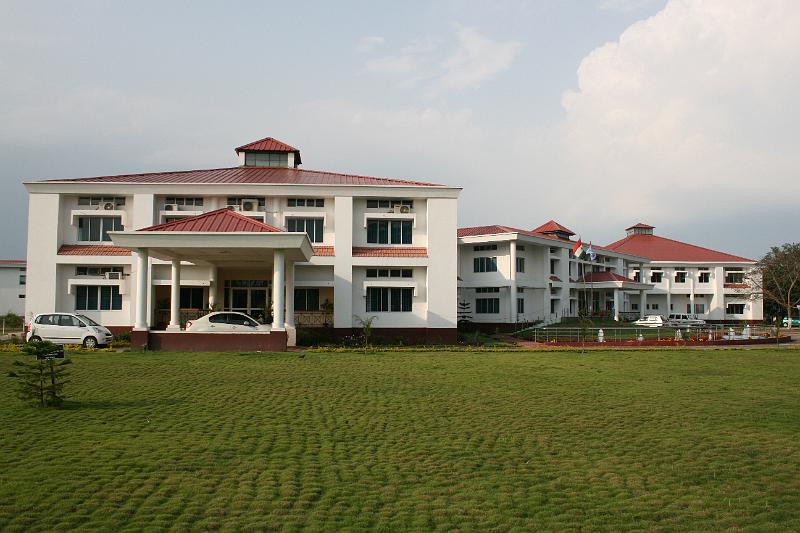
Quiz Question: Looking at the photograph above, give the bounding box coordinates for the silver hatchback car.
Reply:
[27,313,114,348]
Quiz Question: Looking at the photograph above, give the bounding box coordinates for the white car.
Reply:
[632,314,666,328]
[185,312,269,332]
[27,313,114,348]
[666,314,707,327]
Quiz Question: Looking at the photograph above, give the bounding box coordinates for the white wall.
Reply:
[0,267,25,315]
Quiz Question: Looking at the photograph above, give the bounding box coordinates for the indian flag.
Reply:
[572,238,584,259]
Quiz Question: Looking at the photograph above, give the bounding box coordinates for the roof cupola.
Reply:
[625,223,654,236]
[235,136,301,168]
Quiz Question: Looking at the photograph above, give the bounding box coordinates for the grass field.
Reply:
[1,349,799,531]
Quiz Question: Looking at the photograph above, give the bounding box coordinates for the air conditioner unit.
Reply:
[227,205,242,211]
[241,199,259,212]
[164,203,179,211]
[104,272,122,280]
[101,201,116,211]
[393,205,411,214]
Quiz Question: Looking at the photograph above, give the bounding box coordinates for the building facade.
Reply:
[0,260,26,315]
[24,137,461,345]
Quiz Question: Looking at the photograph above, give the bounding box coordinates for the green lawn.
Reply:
[1,349,799,531]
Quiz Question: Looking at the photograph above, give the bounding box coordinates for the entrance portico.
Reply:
[575,271,653,321]
[110,209,313,350]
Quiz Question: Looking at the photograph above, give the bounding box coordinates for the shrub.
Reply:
[8,341,72,407]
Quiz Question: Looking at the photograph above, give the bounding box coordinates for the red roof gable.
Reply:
[578,272,634,283]
[45,166,442,187]
[457,225,566,243]
[531,220,575,237]
[605,233,753,263]
[626,222,654,231]
[235,137,299,154]
[139,209,283,233]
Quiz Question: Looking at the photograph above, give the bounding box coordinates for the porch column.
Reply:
[640,290,647,319]
[167,259,181,330]
[134,249,149,330]
[613,289,620,321]
[509,240,518,324]
[272,249,285,329]
[285,260,295,327]
[208,265,218,310]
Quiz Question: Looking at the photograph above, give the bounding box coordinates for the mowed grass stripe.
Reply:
[0,350,798,531]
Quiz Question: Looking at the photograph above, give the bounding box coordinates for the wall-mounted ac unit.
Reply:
[104,272,122,280]
[241,199,259,212]
[393,205,411,214]
[96,202,116,211]
[227,205,242,211]
[164,203,179,211]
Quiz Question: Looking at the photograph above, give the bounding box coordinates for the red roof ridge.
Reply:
[605,233,754,262]
[139,208,283,233]
[531,220,575,236]
[235,136,299,153]
[43,166,239,183]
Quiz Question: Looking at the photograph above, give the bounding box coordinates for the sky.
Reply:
[1,0,798,260]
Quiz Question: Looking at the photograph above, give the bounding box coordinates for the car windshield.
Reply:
[76,314,100,326]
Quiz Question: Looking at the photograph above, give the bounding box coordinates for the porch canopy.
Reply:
[110,208,313,331]
[575,272,654,320]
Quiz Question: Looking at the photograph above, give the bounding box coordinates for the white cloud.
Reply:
[363,26,521,95]
[597,0,664,12]
[356,35,384,53]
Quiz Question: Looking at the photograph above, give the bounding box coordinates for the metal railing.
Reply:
[516,324,779,344]
[295,311,334,328]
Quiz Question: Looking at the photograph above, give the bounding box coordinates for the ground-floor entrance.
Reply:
[223,280,272,323]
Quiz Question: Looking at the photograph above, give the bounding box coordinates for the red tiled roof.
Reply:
[58,245,131,256]
[44,166,442,187]
[626,222,654,231]
[457,225,566,243]
[139,208,283,232]
[235,137,299,154]
[313,246,335,257]
[605,234,753,262]
[0,260,25,265]
[578,271,634,283]
[531,220,575,236]
[549,275,562,282]
[352,247,428,258]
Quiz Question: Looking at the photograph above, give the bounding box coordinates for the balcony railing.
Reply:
[295,311,334,328]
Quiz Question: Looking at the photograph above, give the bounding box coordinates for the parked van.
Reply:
[666,314,706,327]
[632,315,666,328]
[27,313,114,348]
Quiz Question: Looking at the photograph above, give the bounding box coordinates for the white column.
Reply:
[333,196,353,328]
[272,249,285,329]
[613,289,620,321]
[640,290,647,319]
[285,261,295,327]
[509,240,517,324]
[134,249,149,330]
[208,265,218,310]
[167,259,182,330]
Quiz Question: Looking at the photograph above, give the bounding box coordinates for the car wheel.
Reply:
[83,336,98,349]
[29,336,42,342]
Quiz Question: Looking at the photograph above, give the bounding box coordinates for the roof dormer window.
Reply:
[245,152,288,167]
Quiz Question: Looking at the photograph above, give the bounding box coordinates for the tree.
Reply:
[353,315,378,349]
[746,243,800,327]
[8,341,72,407]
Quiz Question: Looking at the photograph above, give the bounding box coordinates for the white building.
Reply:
[605,223,762,323]
[0,260,26,315]
[457,221,763,327]
[23,137,460,348]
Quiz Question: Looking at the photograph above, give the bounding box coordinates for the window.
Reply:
[475,287,500,293]
[517,298,525,314]
[180,288,204,309]
[646,303,659,310]
[549,247,558,254]
[288,198,324,207]
[632,303,639,311]
[476,298,500,314]
[725,271,745,283]
[698,271,711,283]
[294,288,320,311]
[674,271,687,283]
[473,244,497,251]
[726,303,745,314]
[227,197,266,207]
[244,152,288,167]
[650,271,663,283]
[366,287,412,312]
[77,217,123,242]
[165,197,203,207]
[516,257,525,273]
[473,257,497,273]
[287,218,324,242]
[18,294,25,298]
[632,271,641,282]
[694,303,705,314]
[366,269,412,278]
[77,196,125,207]
[19,274,25,285]
[550,259,557,275]
[367,220,412,244]
[366,199,413,209]
[517,245,525,251]
[75,286,122,311]
[76,266,123,276]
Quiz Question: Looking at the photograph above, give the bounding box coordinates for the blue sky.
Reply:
[1,0,797,259]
